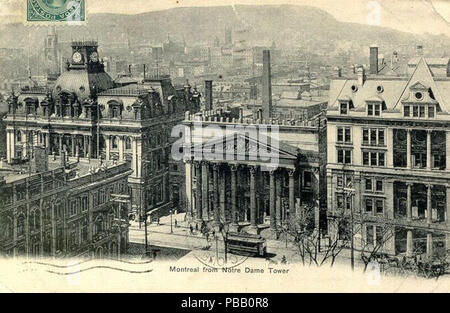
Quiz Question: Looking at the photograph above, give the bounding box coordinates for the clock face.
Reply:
[72,52,82,63]
[90,52,99,62]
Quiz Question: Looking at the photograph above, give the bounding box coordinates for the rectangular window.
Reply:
[337,149,351,164]
[378,130,385,145]
[375,199,384,214]
[419,106,425,117]
[371,152,377,166]
[428,106,435,118]
[344,128,351,143]
[363,151,369,165]
[304,171,312,188]
[337,128,343,142]
[363,129,369,144]
[365,179,372,191]
[375,226,384,245]
[344,150,351,164]
[337,127,351,143]
[70,200,77,216]
[340,102,348,115]
[378,152,385,166]
[376,180,383,192]
[374,104,380,116]
[370,129,377,144]
[81,196,88,212]
[404,106,410,117]
[413,106,419,117]
[368,104,373,116]
[337,194,344,209]
[366,226,374,245]
[365,199,373,212]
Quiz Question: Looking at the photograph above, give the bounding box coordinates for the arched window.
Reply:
[29,209,40,231]
[3,217,13,239]
[16,131,22,143]
[112,136,118,149]
[125,137,132,150]
[17,215,25,237]
[94,215,104,235]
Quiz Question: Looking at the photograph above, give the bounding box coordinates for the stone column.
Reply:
[195,162,202,220]
[230,165,238,224]
[213,163,220,223]
[249,166,257,226]
[185,160,193,219]
[406,183,412,222]
[406,229,413,257]
[51,201,56,258]
[447,184,450,225]
[427,184,432,224]
[426,233,433,259]
[269,169,276,229]
[426,130,432,170]
[46,133,50,154]
[288,169,295,222]
[406,129,411,169]
[6,130,11,163]
[119,136,124,161]
[276,171,282,226]
[59,134,62,155]
[88,136,92,159]
[105,135,110,160]
[446,131,450,170]
[71,135,76,157]
[13,210,17,258]
[201,162,210,220]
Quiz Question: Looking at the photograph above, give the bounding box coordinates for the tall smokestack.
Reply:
[369,45,378,75]
[205,80,213,111]
[262,50,272,121]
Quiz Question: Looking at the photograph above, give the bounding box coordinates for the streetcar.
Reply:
[226,232,267,257]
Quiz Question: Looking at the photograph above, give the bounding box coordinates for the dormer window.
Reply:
[340,102,348,115]
[367,103,381,116]
[108,100,123,119]
[339,98,353,115]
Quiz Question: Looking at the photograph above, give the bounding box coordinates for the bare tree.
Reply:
[282,205,353,267]
[359,223,396,273]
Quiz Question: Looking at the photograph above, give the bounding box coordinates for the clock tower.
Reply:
[70,40,104,73]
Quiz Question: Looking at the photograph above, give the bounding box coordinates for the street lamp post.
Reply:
[144,208,148,255]
[170,210,173,234]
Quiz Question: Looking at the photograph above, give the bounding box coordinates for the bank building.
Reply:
[1,39,201,257]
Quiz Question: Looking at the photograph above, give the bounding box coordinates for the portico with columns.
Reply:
[184,132,321,235]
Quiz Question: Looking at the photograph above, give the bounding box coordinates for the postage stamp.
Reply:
[27,0,85,22]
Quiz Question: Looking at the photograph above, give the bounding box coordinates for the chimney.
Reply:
[369,45,378,75]
[416,45,424,56]
[334,67,342,77]
[356,66,365,86]
[262,50,272,121]
[204,80,213,111]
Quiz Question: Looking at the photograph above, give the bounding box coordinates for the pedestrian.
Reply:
[157,217,160,226]
[174,219,178,228]
[212,230,215,238]
[189,225,194,235]
[195,224,198,232]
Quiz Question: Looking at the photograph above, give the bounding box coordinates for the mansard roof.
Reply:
[328,58,450,114]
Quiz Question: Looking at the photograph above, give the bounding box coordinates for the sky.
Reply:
[1,0,449,36]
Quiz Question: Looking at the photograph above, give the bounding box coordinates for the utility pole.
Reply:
[144,209,148,255]
[170,210,173,234]
[350,191,355,271]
